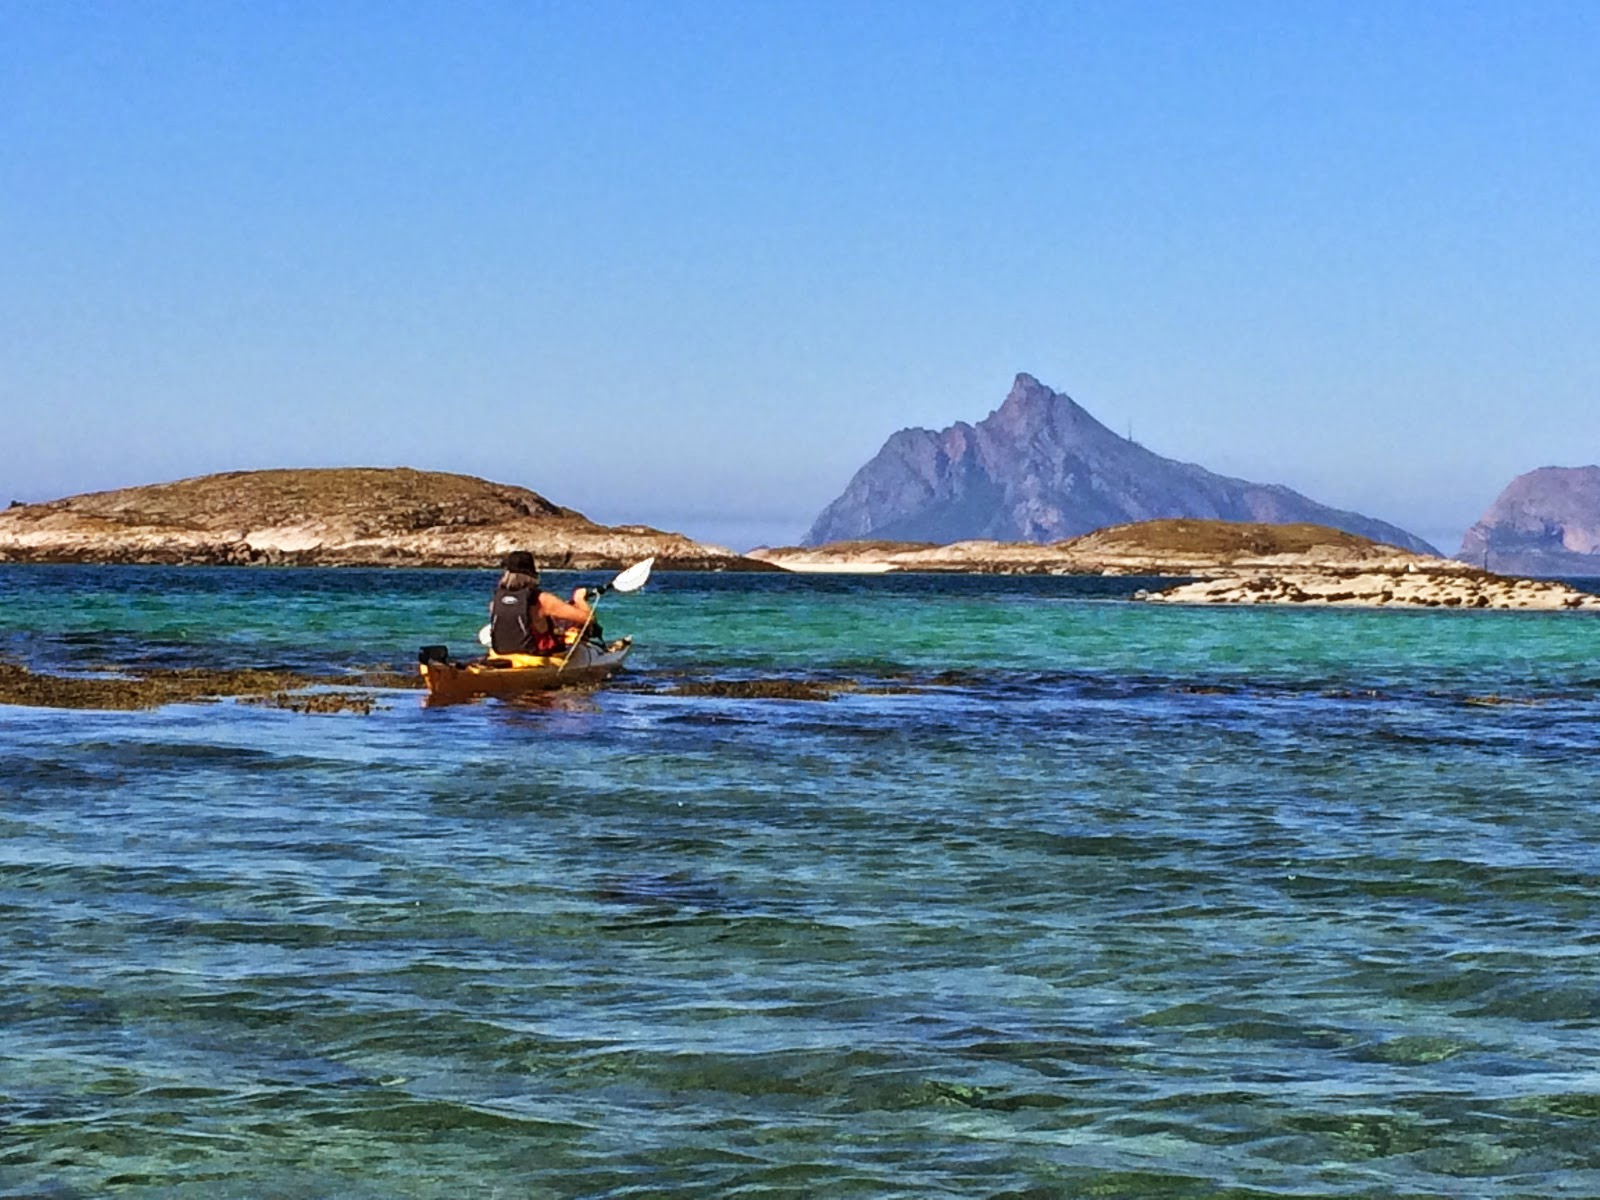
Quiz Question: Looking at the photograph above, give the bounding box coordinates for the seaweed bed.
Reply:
[241,691,387,715]
[1,659,970,712]
[623,676,933,702]
[0,662,421,712]
[658,679,848,702]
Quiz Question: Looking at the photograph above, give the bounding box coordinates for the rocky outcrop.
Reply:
[1458,466,1600,577]
[753,518,1600,612]
[1144,569,1600,611]
[805,373,1436,554]
[755,520,1427,576]
[0,468,774,570]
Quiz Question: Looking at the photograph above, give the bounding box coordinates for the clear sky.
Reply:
[3,1,1596,552]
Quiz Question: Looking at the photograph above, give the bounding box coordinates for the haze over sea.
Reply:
[4,564,1600,1198]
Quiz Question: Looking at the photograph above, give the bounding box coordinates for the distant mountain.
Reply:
[804,374,1437,554]
[1458,466,1600,577]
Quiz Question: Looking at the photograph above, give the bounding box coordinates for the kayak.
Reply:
[418,637,633,704]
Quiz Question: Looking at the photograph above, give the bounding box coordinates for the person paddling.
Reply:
[488,551,594,654]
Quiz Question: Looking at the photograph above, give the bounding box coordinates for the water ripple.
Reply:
[3,569,1600,1195]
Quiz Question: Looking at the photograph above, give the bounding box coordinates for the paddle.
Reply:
[477,556,655,652]
[559,556,654,671]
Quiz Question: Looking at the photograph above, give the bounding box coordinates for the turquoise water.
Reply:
[3,565,1600,1198]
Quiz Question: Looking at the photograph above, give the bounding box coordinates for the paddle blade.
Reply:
[610,556,654,594]
[477,623,492,646]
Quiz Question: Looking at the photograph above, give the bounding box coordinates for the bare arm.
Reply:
[536,590,592,625]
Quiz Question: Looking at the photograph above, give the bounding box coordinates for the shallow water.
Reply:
[3,565,1600,1198]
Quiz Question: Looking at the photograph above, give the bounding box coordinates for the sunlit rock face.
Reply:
[804,373,1435,555]
[1458,466,1600,577]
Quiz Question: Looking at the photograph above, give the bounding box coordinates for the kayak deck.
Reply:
[418,637,633,703]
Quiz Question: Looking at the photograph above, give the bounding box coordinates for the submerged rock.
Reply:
[243,691,384,715]
[662,679,842,702]
[0,662,419,711]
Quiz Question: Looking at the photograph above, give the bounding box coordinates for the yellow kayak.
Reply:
[418,637,633,704]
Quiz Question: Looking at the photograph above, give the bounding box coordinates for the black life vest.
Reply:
[489,585,557,654]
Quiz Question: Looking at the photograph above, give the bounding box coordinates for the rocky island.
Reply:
[754,520,1600,612]
[0,468,773,570]
[756,520,1417,575]
[805,373,1437,554]
[1457,466,1600,578]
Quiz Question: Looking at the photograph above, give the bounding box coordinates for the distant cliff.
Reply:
[1458,466,1600,577]
[0,468,771,570]
[804,374,1436,555]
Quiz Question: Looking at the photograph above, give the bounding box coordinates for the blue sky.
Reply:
[3,1,1596,551]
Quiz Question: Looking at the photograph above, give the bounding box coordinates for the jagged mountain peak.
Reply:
[803,374,1434,554]
[998,372,1053,412]
[988,374,1107,440]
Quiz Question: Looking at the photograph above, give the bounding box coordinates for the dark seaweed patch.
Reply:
[0,660,418,711]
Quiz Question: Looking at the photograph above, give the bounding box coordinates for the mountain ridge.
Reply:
[805,374,1436,555]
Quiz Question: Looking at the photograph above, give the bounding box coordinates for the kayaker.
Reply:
[488,551,594,654]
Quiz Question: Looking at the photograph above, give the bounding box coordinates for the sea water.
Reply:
[2,565,1599,1199]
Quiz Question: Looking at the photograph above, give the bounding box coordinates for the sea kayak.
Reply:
[418,637,633,703]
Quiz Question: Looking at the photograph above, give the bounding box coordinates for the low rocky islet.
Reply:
[754,519,1600,612]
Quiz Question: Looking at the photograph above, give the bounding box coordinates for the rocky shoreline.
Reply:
[1141,566,1600,611]
[0,468,776,571]
[753,520,1600,613]
[0,525,764,571]
[752,521,1427,576]
[6,473,1595,612]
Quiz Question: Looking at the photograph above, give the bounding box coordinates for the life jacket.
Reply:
[489,585,558,654]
